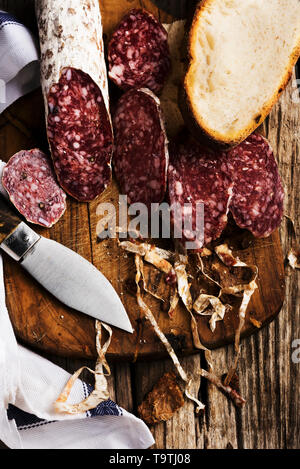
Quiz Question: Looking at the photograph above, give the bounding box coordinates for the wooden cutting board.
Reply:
[0,0,285,360]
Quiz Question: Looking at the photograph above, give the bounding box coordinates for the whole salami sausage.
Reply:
[113,88,169,208]
[226,133,284,238]
[108,9,171,95]
[2,149,66,228]
[168,138,233,251]
[36,0,113,202]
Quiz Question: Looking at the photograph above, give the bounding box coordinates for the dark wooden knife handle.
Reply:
[0,197,22,244]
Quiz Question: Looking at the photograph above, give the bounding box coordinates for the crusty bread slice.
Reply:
[180,0,300,149]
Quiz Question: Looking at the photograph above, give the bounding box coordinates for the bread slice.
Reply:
[180,0,300,149]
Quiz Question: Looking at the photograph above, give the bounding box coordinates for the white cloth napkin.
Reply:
[0,10,40,113]
[0,11,154,450]
[0,251,154,449]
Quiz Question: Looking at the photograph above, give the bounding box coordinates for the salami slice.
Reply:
[47,68,113,202]
[36,0,113,202]
[226,133,284,238]
[108,9,171,95]
[168,139,233,251]
[113,88,169,208]
[2,149,66,228]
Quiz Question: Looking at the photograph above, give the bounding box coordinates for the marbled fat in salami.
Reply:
[47,68,113,202]
[2,149,66,227]
[113,88,168,208]
[226,133,284,238]
[108,9,171,94]
[168,140,233,251]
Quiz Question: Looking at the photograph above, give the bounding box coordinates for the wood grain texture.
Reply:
[0,0,299,450]
[0,197,22,244]
[0,0,285,361]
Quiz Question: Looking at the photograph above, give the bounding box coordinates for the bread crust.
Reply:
[180,0,300,149]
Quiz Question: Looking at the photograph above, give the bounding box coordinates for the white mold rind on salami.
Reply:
[2,149,66,228]
[113,88,169,208]
[36,0,113,202]
[36,0,109,114]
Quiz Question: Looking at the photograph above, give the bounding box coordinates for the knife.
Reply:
[0,196,133,333]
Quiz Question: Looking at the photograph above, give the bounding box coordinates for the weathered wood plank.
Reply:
[263,74,300,449]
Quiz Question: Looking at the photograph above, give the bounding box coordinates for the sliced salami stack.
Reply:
[36,0,113,202]
[113,88,168,208]
[108,9,171,94]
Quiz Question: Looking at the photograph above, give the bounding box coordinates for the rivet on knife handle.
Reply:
[0,222,40,262]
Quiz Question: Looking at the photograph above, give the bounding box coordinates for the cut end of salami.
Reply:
[47,68,113,202]
[108,9,171,95]
[113,88,168,208]
[226,133,284,238]
[2,149,66,228]
[168,138,233,251]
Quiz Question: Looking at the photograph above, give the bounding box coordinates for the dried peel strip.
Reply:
[135,255,187,382]
[119,240,174,274]
[122,239,250,408]
[120,240,179,318]
[54,321,112,414]
[138,257,165,302]
[194,253,229,333]
[287,248,300,269]
[193,294,227,333]
[196,253,221,288]
[215,243,254,269]
[199,369,246,408]
[214,244,258,385]
[168,286,179,318]
[174,259,207,350]
[134,254,205,412]
[198,350,246,407]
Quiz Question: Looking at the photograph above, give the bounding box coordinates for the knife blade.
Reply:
[0,198,133,333]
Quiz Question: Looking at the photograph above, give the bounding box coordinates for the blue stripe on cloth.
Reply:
[7,382,123,430]
[0,12,21,30]
[7,404,52,430]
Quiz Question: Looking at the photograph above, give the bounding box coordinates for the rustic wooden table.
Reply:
[0,0,299,449]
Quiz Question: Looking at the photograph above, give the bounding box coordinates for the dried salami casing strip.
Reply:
[168,138,233,251]
[113,88,169,208]
[108,9,171,95]
[36,0,113,202]
[226,133,284,238]
[0,160,8,199]
[2,149,66,228]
